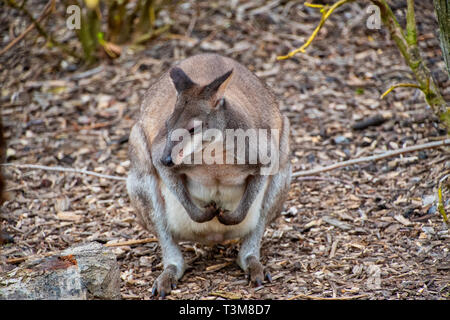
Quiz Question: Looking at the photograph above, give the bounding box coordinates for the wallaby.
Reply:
[127,53,291,297]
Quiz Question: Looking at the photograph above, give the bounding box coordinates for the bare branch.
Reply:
[105,238,159,247]
[1,163,127,181]
[293,139,450,177]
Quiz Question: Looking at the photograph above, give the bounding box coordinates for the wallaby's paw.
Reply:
[216,209,235,225]
[151,265,178,299]
[204,201,219,217]
[246,256,272,287]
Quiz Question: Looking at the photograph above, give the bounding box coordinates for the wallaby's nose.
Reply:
[161,155,174,167]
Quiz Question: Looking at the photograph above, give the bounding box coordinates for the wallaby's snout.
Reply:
[161,138,176,167]
[161,154,174,167]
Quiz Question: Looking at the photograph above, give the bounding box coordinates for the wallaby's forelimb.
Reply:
[156,167,216,223]
[217,174,268,225]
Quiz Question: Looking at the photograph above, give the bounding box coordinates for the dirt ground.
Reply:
[1,0,449,300]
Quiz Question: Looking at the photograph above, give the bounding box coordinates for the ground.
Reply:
[0,0,449,300]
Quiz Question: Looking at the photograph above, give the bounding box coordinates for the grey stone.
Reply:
[0,242,120,300]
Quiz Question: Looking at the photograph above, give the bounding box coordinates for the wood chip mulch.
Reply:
[1,0,449,300]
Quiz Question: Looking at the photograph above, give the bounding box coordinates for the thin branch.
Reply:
[0,0,54,55]
[293,138,450,177]
[1,163,127,181]
[380,82,421,99]
[277,0,354,60]
[105,238,159,247]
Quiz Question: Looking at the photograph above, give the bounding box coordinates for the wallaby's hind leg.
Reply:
[127,171,185,297]
[127,125,185,298]
[237,162,292,286]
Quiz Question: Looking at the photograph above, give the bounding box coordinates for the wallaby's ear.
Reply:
[202,69,233,100]
[170,67,196,93]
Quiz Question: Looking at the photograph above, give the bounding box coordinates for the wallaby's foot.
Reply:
[246,255,272,287]
[151,265,178,298]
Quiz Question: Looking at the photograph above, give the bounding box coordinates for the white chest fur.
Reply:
[161,178,267,243]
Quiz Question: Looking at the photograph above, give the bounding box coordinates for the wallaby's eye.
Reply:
[186,119,202,135]
[188,125,202,135]
[214,98,226,109]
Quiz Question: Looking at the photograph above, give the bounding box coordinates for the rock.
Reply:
[0,242,120,300]
[61,242,120,300]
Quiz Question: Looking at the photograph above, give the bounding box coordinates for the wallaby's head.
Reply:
[161,67,233,167]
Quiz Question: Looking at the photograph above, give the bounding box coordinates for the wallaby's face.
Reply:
[161,67,232,167]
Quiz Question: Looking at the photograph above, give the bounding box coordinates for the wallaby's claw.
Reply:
[265,272,272,283]
[151,266,178,299]
[246,256,270,287]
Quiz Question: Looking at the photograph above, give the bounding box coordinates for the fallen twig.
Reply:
[1,163,127,181]
[105,238,158,247]
[294,138,450,177]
